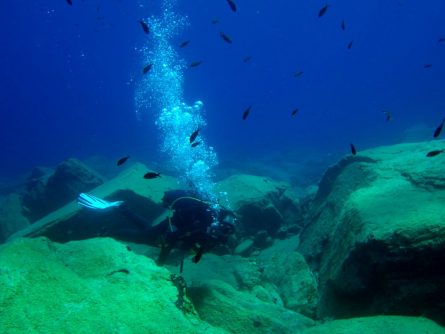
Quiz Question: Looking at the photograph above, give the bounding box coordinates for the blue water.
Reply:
[1,0,444,179]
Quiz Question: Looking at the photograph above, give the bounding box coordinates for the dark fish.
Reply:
[347,40,353,49]
[242,105,252,120]
[433,118,445,138]
[438,37,445,43]
[143,172,161,179]
[350,143,357,156]
[143,64,152,74]
[294,70,304,78]
[227,0,237,12]
[382,110,392,122]
[66,0,73,6]
[190,61,202,68]
[117,156,130,166]
[291,108,299,117]
[220,32,233,44]
[426,149,445,157]
[139,20,150,34]
[211,18,220,24]
[318,4,329,18]
[341,20,346,31]
[107,268,130,276]
[424,64,432,68]
[243,56,252,63]
[189,129,200,143]
[191,141,201,148]
[179,40,190,48]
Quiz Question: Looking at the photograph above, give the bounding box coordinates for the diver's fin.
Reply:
[78,193,123,211]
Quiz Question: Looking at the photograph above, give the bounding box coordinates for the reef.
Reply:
[1,140,445,332]
[299,141,445,323]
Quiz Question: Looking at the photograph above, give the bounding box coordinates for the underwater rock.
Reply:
[298,141,445,324]
[234,238,255,256]
[216,174,303,238]
[9,163,177,243]
[0,194,30,242]
[257,236,319,318]
[22,159,105,222]
[176,237,318,318]
[0,237,227,333]
[299,315,445,334]
[187,280,314,334]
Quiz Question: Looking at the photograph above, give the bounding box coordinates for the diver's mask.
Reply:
[207,213,236,240]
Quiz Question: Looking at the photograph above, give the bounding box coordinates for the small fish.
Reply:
[243,56,252,63]
[191,141,201,148]
[220,32,233,44]
[179,40,190,48]
[139,20,150,34]
[294,70,304,78]
[143,64,152,74]
[347,40,353,50]
[424,64,432,68]
[66,0,73,6]
[143,172,161,179]
[341,20,346,31]
[291,108,299,117]
[242,105,252,120]
[211,18,220,24]
[382,110,392,122]
[107,268,130,276]
[227,0,237,12]
[438,37,445,43]
[433,118,445,138]
[426,149,445,157]
[189,129,200,143]
[190,61,202,68]
[318,4,329,18]
[350,143,357,156]
[117,156,130,166]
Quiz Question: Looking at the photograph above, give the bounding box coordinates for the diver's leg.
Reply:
[157,244,173,265]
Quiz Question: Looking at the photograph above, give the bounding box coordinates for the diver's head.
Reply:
[207,212,236,241]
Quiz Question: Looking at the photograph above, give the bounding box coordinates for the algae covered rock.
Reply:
[216,174,303,238]
[0,237,227,334]
[298,141,445,323]
[178,237,318,319]
[0,194,30,242]
[300,316,445,334]
[9,163,177,243]
[188,280,314,334]
[257,236,319,318]
[22,159,105,222]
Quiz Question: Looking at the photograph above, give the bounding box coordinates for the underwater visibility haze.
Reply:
[0,0,444,178]
[1,0,445,333]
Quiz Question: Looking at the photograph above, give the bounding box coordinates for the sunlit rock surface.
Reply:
[299,316,445,334]
[0,237,227,334]
[298,141,445,323]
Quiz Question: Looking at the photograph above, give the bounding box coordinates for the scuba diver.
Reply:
[77,190,236,265]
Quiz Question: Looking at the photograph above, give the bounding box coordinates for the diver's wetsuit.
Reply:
[115,190,232,264]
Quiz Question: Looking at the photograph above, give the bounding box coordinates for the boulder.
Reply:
[22,159,105,221]
[175,237,318,318]
[257,236,319,318]
[187,280,314,334]
[216,174,303,238]
[0,237,227,333]
[298,141,445,323]
[300,315,445,334]
[9,163,177,243]
[0,194,30,242]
